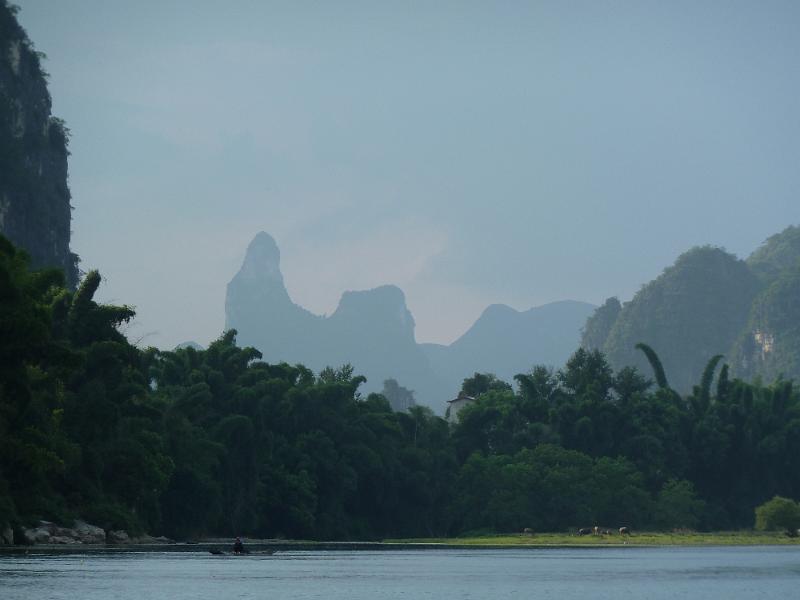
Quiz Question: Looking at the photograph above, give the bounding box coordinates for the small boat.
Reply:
[208,548,275,556]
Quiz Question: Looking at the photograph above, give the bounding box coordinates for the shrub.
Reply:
[755,496,800,537]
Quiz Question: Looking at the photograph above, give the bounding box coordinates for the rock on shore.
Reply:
[22,520,107,545]
[13,520,174,546]
[107,530,130,544]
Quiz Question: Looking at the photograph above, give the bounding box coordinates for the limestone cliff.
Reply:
[0,2,78,286]
[731,226,800,382]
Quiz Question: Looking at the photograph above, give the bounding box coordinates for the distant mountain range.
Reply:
[225,232,595,412]
[582,225,800,392]
[421,300,596,391]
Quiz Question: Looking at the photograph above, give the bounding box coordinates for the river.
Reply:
[2,547,799,599]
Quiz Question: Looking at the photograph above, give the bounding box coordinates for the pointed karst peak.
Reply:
[248,231,280,260]
[237,231,283,283]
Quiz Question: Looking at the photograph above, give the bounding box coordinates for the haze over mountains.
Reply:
[226,225,800,410]
[226,232,595,410]
[4,1,800,413]
[421,300,596,390]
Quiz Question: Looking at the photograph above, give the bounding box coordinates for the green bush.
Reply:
[755,496,800,537]
[655,479,706,530]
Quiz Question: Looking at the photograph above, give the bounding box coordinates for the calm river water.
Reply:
[2,547,799,599]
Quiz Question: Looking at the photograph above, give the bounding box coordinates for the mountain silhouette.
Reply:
[226,232,595,411]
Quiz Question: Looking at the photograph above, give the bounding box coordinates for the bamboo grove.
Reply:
[1,236,799,540]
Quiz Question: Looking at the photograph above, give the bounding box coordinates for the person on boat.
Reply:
[233,536,244,554]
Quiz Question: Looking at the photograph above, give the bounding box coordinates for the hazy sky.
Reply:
[16,0,800,348]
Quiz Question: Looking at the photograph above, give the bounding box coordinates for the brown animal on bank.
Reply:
[619,527,630,535]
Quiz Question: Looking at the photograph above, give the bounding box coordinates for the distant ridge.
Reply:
[226,232,596,411]
[225,232,447,407]
[421,300,596,391]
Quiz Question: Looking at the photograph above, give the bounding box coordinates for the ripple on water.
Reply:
[1,547,799,600]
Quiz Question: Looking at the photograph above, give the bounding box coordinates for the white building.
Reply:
[445,392,476,424]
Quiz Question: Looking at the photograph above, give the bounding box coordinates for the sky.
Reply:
[14,0,800,349]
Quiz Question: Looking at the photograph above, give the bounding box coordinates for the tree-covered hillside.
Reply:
[732,230,800,383]
[581,297,621,352]
[733,265,800,382]
[747,225,800,283]
[582,227,800,391]
[595,247,760,392]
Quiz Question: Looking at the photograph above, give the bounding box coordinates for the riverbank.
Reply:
[2,531,798,555]
[387,531,800,546]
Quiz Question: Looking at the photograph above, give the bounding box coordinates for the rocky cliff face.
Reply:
[731,266,800,383]
[731,226,800,382]
[226,232,595,410]
[0,3,78,287]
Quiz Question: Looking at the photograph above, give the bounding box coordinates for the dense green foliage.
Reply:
[735,226,800,383]
[732,264,800,383]
[747,225,800,283]
[755,496,800,536]
[581,297,621,351]
[2,237,800,541]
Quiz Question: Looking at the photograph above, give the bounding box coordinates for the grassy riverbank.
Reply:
[2,532,799,555]
[0,531,800,555]
[385,531,800,546]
